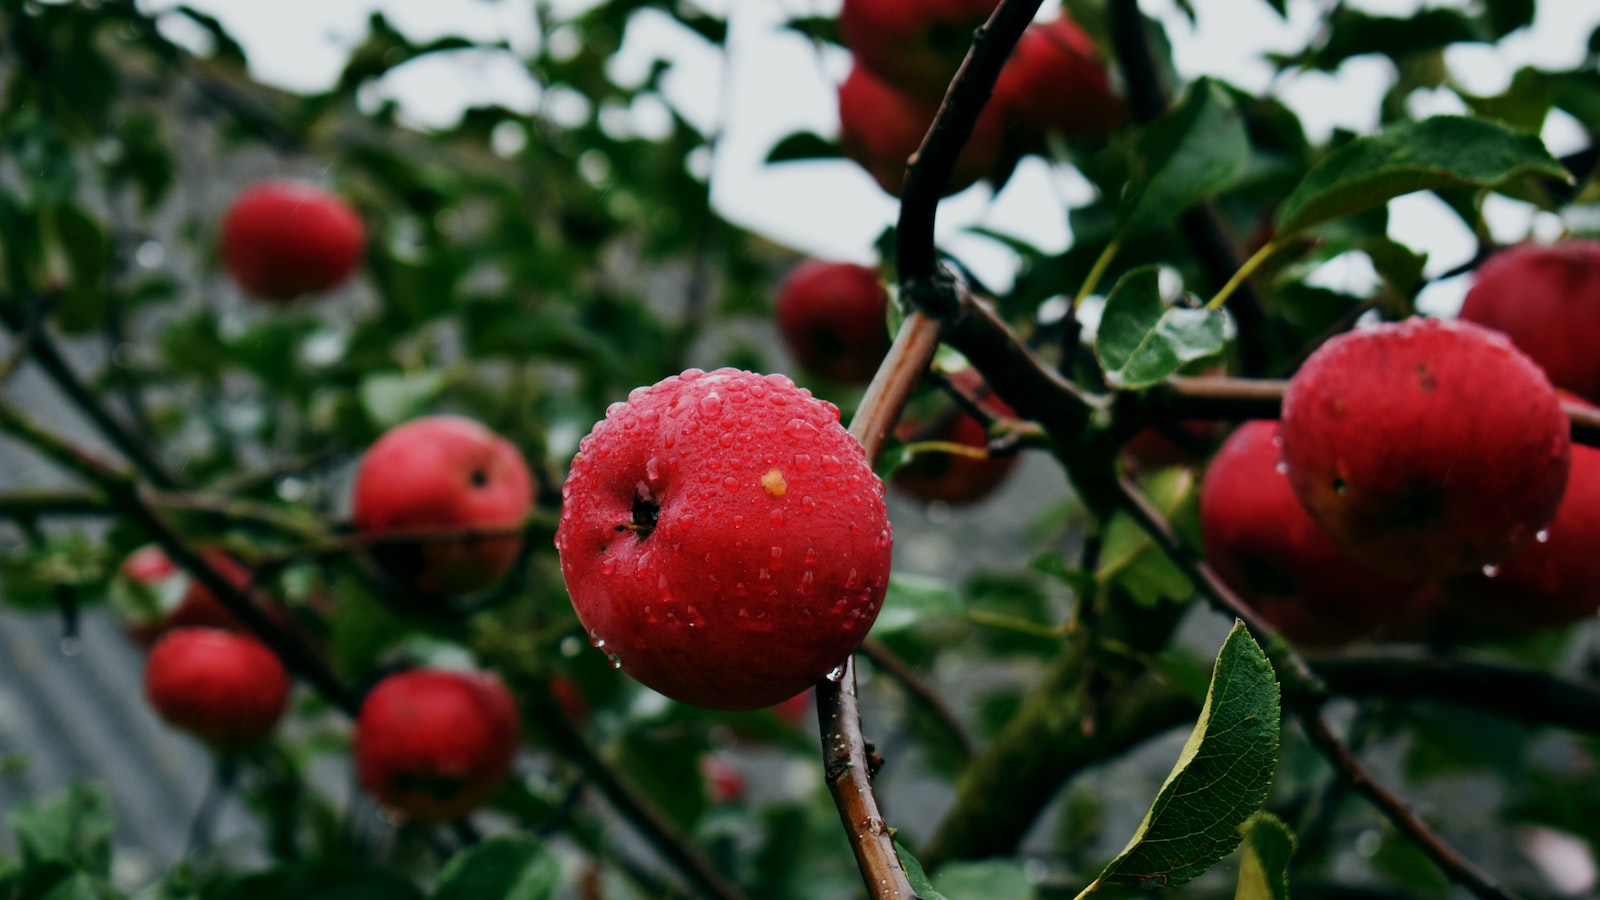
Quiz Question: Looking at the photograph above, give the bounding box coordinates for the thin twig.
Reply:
[1314,654,1600,735]
[0,301,182,488]
[858,637,974,761]
[1109,475,1522,900]
[0,397,360,716]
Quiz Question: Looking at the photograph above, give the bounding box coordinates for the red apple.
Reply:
[354,668,521,822]
[1439,394,1600,632]
[117,545,257,647]
[775,260,892,385]
[1200,421,1419,647]
[1280,317,1570,579]
[838,0,1000,96]
[219,180,365,302]
[350,415,534,598]
[837,63,1006,198]
[892,368,1017,505]
[993,16,1125,140]
[144,627,291,749]
[1458,240,1600,403]
[554,368,894,710]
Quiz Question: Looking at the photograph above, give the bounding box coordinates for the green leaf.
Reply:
[358,370,446,429]
[431,837,560,900]
[1079,621,1280,894]
[765,131,844,165]
[1094,267,1227,389]
[1118,78,1250,239]
[6,783,114,880]
[1274,116,1570,237]
[1234,812,1295,900]
[873,572,964,633]
[895,842,949,900]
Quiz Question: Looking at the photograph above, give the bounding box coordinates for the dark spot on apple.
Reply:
[1415,364,1436,392]
[469,468,488,487]
[1386,489,1444,530]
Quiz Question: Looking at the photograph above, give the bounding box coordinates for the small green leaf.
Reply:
[1118,78,1250,239]
[895,842,949,900]
[431,836,560,900]
[1095,267,1227,389]
[1274,116,1569,238]
[873,572,964,633]
[765,132,844,165]
[1234,812,1295,900]
[1079,621,1280,895]
[6,783,114,879]
[358,370,446,429]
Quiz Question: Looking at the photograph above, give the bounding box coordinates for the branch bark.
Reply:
[1315,654,1600,735]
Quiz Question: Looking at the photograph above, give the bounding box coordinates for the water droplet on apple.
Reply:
[607,653,623,669]
[770,545,783,561]
[804,546,818,565]
[663,433,676,448]
[698,392,723,418]
[733,514,744,529]
[1274,461,1288,475]
[825,663,847,682]
[734,582,747,597]
[770,509,784,526]
[639,408,659,427]
[686,605,705,627]
[588,629,603,647]
[821,455,843,474]
[723,476,739,493]
[801,496,816,515]
[600,557,617,576]
[799,571,814,594]
[792,453,812,473]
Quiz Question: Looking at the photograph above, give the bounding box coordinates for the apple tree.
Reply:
[0,0,1598,898]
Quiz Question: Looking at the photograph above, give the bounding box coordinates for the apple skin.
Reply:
[144,627,291,749]
[118,545,258,647]
[837,63,1006,198]
[351,416,534,598]
[993,17,1125,140]
[354,668,521,822]
[775,260,891,385]
[554,368,894,711]
[1280,317,1570,580]
[838,0,1000,96]
[1200,421,1419,647]
[219,180,365,302]
[1439,395,1600,632]
[892,368,1017,505]
[1458,240,1600,403]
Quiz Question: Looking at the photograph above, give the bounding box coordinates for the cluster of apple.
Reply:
[125,415,530,821]
[835,0,1124,196]
[1200,240,1600,648]
[122,180,904,821]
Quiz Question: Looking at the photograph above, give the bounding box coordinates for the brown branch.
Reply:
[822,310,945,900]
[1314,653,1600,735]
[0,301,182,489]
[1300,715,1519,900]
[895,0,1045,291]
[858,637,975,761]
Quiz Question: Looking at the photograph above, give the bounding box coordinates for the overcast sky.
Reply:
[143,0,1600,314]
